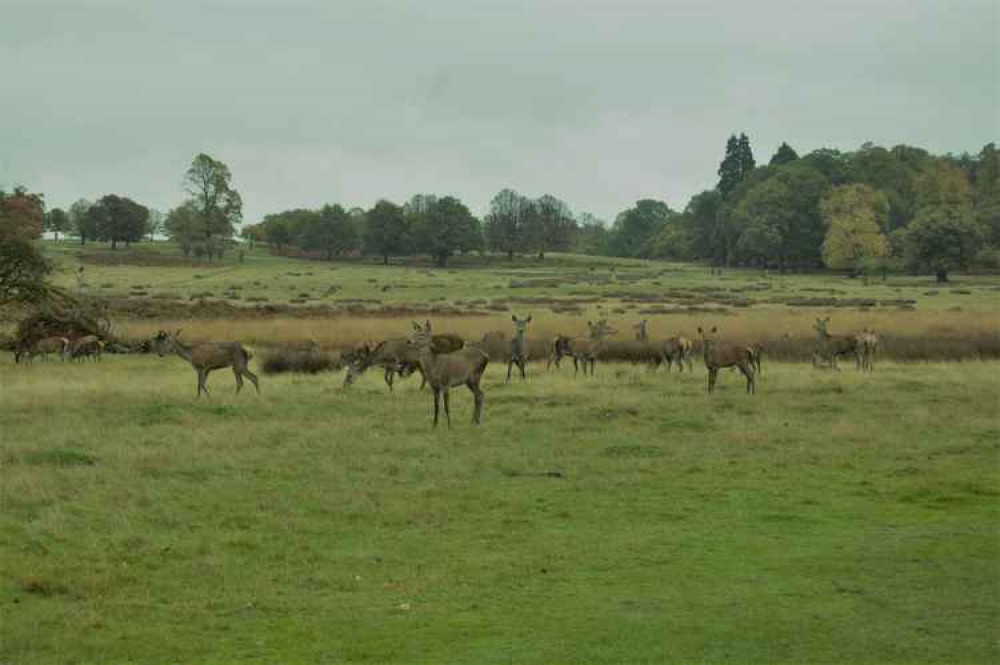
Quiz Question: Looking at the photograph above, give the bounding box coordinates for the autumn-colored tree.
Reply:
[0,186,50,304]
[820,184,889,276]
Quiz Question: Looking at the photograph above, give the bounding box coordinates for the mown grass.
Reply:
[1,355,997,664]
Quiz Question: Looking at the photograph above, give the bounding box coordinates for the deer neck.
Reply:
[171,340,195,363]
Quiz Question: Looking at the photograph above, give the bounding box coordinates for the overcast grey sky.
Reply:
[2,0,997,224]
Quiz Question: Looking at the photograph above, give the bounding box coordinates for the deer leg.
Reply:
[418,367,427,390]
[432,388,440,427]
[384,367,395,392]
[506,359,514,384]
[707,367,717,394]
[442,389,452,429]
[233,368,244,394]
[519,358,526,382]
[468,379,484,424]
[244,368,260,393]
[197,369,208,397]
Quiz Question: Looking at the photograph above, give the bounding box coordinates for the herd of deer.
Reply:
[14,334,105,363]
[15,315,878,428]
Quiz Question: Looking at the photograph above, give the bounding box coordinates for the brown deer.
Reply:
[661,336,694,372]
[153,330,259,397]
[697,326,756,395]
[344,327,464,390]
[70,335,105,362]
[405,320,489,427]
[568,319,618,376]
[506,314,532,383]
[546,335,573,370]
[812,317,862,370]
[858,328,878,372]
[24,336,70,362]
[632,319,649,342]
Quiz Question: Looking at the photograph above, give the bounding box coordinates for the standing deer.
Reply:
[506,314,532,383]
[24,336,70,362]
[344,338,422,390]
[546,335,573,370]
[568,319,618,376]
[698,326,756,395]
[70,335,105,362]
[632,319,649,342]
[858,328,878,372]
[661,336,694,372]
[812,317,863,370]
[153,330,259,397]
[404,320,488,428]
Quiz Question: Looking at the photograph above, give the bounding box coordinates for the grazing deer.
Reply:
[506,314,532,383]
[24,336,70,362]
[344,338,423,390]
[405,320,489,427]
[698,326,756,395]
[153,330,259,397]
[70,335,105,362]
[812,317,862,370]
[632,319,649,342]
[858,328,878,372]
[661,336,694,373]
[568,319,618,376]
[546,335,573,370]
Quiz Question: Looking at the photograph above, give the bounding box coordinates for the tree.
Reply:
[165,202,202,257]
[485,188,531,260]
[69,198,95,245]
[737,133,756,176]
[45,208,71,242]
[769,142,799,166]
[146,209,166,242]
[524,194,576,259]
[300,204,359,260]
[183,153,242,260]
[95,194,149,249]
[410,195,482,267]
[682,190,725,262]
[364,199,409,265]
[0,187,50,304]
[904,205,984,282]
[609,199,675,258]
[240,223,264,251]
[972,143,1000,244]
[574,212,611,255]
[820,185,889,276]
[717,133,755,199]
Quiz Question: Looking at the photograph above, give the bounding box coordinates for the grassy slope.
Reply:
[2,356,998,664]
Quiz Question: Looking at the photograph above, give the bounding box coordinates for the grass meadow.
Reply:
[2,355,998,664]
[2,242,999,663]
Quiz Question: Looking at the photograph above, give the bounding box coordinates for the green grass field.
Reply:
[2,356,998,664]
[2,242,999,663]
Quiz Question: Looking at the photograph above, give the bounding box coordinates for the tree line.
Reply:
[19,138,1000,285]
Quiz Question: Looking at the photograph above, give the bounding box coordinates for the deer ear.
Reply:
[512,315,517,323]
[711,326,717,333]
[175,329,183,338]
[697,327,703,334]
[526,316,532,323]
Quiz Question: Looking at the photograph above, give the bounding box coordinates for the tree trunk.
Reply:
[383,254,389,266]
[111,238,117,250]
[538,250,545,260]
[507,249,514,261]
[327,248,333,261]
[936,270,949,283]
[54,232,59,242]
[80,235,86,246]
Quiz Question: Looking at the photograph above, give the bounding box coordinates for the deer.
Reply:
[344,327,464,391]
[23,336,70,362]
[506,314,532,383]
[152,330,259,397]
[632,319,649,342]
[697,326,756,395]
[661,336,694,373]
[404,320,489,428]
[546,335,573,370]
[811,317,863,370]
[70,335,105,362]
[858,328,878,372]
[568,319,618,376]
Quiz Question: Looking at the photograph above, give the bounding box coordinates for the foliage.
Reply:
[609,199,676,258]
[363,199,409,264]
[93,194,149,249]
[182,153,242,260]
[44,207,71,242]
[820,184,889,275]
[0,186,50,304]
[768,142,799,166]
[485,188,531,260]
[408,195,482,267]
[524,194,576,259]
[717,132,755,199]
[68,198,94,245]
[299,203,359,260]
[164,201,202,257]
[904,204,984,282]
